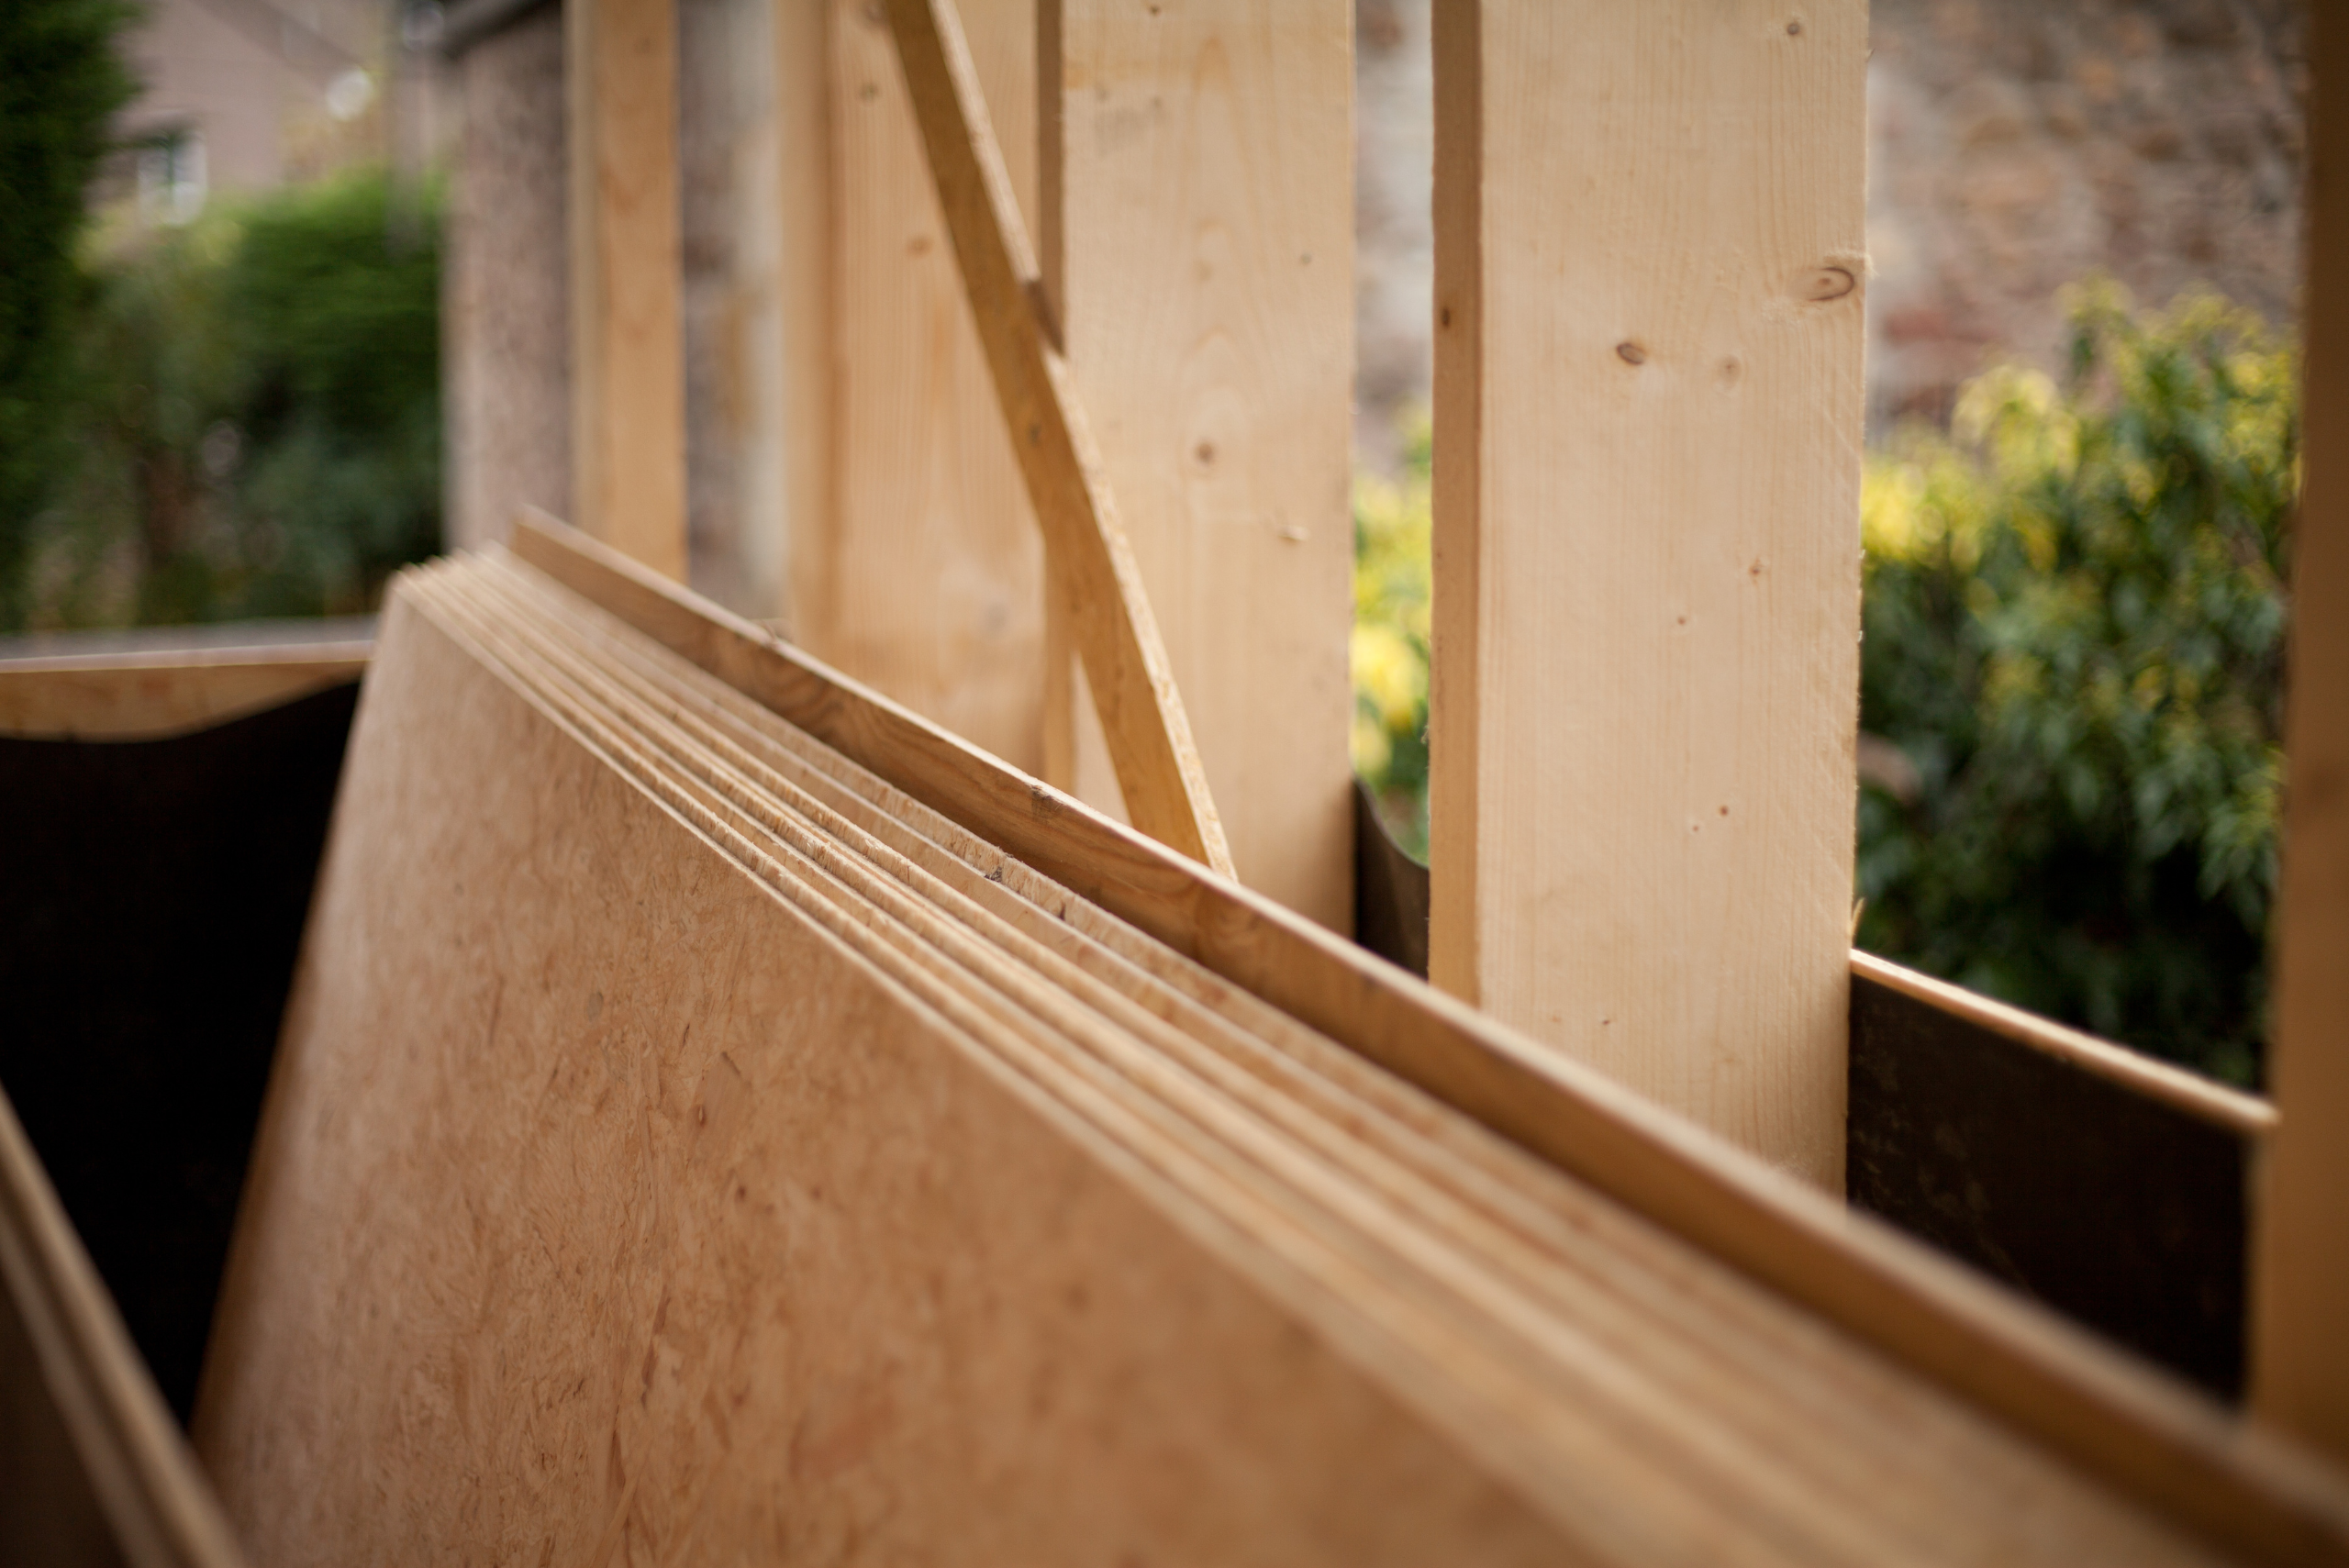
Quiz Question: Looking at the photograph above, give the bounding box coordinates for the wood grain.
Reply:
[0,1085,247,1568]
[880,0,1232,875]
[566,0,688,577]
[1039,0,1355,930]
[790,0,1051,770]
[2252,0,2349,1470]
[507,508,2349,1565]
[0,647,368,740]
[1428,0,1866,1187]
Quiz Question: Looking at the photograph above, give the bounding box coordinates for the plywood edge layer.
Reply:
[504,509,2349,1566]
[0,1086,249,1568]
[0,646,372,740]
[1851,951,2277,1140]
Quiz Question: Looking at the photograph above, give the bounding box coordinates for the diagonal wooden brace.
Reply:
[882,0,1233,878]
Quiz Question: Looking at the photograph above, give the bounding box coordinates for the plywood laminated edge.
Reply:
[0,1085,249,1568]
[876,0,1232,876]
[0,644,370,740]
[407,557,2230,1564]
[1851,951,2275,1139]
[503,508,2349,1566]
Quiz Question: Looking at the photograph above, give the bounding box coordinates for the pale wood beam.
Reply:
[565,0,688,580]
[883,0,1232,874]
[1429,0,1868,1186]
[1035,0,1355,931]
[785,0,1051,773]
[2252,0,2349,1471]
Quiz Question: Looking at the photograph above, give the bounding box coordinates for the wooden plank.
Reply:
[880,0,1232,875]
[0,1085,248,1568]
[0,647,368,740]
[788,0,1050,768]
[1037,0,1354,930]
[2253,0,2349,1471]
[508,509,2349,1564]
[566,0,688,578]
[1850,965,2260,1400]
[1427,0,1867,1186]
[1852,953,2275,1140]
[773,0,832,631]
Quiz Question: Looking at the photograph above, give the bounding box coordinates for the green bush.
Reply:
[0,0,136,626]
[21,167,444,629]
[1351,283,2293,1084]
[1352,410,1432,859]
[1857,283,2293,1086]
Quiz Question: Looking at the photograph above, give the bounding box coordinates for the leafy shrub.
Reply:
[1352,410,1432,858]
[1858,283,2293,1085]
[0,0,136,627]
[20,167,443,629]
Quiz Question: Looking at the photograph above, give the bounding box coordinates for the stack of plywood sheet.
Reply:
[186,526,2349,1565]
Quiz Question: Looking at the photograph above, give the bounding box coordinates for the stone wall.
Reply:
[1866,0,2306,428]
[1350,0,2309,458]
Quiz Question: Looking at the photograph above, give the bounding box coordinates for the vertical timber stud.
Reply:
[1430,1,1867,1186]
[1038,0,1356,932]
[798,0,1049,772]
[2253,1,2349,1469]
[773,0,834,628]
[566,0,689,579]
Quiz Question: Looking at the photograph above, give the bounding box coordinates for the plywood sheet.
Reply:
[193,591,1575,1566]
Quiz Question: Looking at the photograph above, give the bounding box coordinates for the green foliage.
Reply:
[0,0,137,624]
[22,168,443,628]
[1353,411,1432,858]
[1857,282,2294,1085]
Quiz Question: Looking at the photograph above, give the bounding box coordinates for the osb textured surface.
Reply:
[193,593,1566,1566]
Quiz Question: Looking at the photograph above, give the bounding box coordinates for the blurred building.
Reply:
[96,0,447,229]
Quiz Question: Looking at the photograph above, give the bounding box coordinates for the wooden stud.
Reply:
[566,0,689,578]
[791,0,1051,770]
[1428,0,1868,1187]
[1037,0,1355,931]
[773,0,834,632]
[2253,0,2349,1473]
[881,0,1233,876]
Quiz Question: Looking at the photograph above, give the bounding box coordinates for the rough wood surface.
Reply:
[2253,0,2349,1471]
[0,1087,247,1568]
[789,0,1051,770]
[880,0,1231,875]
[0,647,369,740]
[507,509,2349,1565]
[193,589,1580,1566]
[567,0,688,577]
[1039,0,1355,930]
[1427,0,1866,1187]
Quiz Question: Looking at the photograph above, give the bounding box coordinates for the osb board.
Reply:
[193,593,1571,1566]
[506,511,2349,1565]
